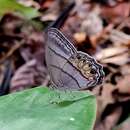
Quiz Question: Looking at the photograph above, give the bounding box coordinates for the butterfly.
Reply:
[45,28,104,91]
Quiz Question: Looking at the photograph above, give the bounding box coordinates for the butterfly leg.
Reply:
[48,84,63,104]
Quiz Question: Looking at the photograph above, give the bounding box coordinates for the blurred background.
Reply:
[0,0,130,130]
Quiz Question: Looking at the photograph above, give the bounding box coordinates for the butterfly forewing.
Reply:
[46,28,79,90]
[47,28,77,59]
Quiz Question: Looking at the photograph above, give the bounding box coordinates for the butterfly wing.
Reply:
[76,51,104,88]
[60,61,91,90]
[60,52,104,90]
[45,28,104,90]
[45,28,78,89]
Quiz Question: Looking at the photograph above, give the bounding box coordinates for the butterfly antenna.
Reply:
[45,1,75,31]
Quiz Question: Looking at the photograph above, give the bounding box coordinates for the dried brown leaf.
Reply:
[110,29,130,46]
[114,117,130,130]
[95,47,129,65]
[10,59,48,92]
[95,107,122,130]
[101,2,130,24]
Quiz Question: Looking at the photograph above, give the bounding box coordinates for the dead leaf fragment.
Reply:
[73,32,86,43]
[95,47,129,65]
[10,59,48,92]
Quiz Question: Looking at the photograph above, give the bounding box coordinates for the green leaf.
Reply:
[0,87,96,130]
[0,0,39,19]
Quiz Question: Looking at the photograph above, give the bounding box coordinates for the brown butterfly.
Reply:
[45,28,104,90]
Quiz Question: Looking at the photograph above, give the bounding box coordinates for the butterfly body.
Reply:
[45,28,104,90]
